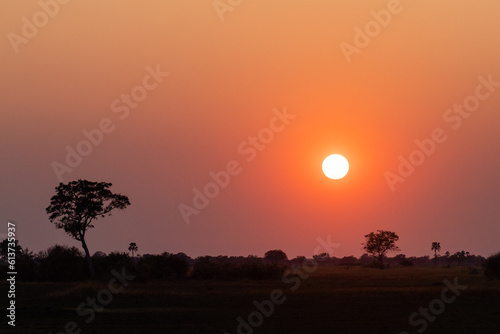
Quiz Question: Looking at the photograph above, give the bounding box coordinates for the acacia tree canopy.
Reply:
[46,179,130,278]
[264,249,288,263]
[362,230,400,267]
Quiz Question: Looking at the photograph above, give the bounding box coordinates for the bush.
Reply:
[264,250,288,264]
[400,258,414,267]
[339,256,359,266]
[16,249,38,281]
[135,253,189,280]
[484,252,500,279]
[38,245,87,281]
[92,251,133,281]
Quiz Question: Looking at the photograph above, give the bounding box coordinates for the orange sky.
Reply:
[1,0,499,259]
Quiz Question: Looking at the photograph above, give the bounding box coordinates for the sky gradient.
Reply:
[1,0,499,259]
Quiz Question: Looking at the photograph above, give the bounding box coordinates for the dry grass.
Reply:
[4,266,500,334]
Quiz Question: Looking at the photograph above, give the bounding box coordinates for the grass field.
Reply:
[3,266,500,334]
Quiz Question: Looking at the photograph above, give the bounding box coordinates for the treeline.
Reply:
[306,252,487,268]
[0,245,285,282]
[0,242,497,282]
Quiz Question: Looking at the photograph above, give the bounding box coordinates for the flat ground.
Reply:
[2,266,500,334]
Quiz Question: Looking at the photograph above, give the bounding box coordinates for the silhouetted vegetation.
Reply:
[339,256,359,266]
[135,253,189,280]
[192,255,285,280]
[46,179,131,279]
[397,255,414,267]
[264,249,288,264]
[431,242,441,266]
[484,252,500,279]
[128,242,138,257]
[362,230,400,268]
[38,245,87,281]
[91,251,132,279]
[0,240,489,282]
[0,239,22,258]
[12,248,37,281]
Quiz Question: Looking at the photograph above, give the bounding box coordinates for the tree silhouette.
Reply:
[484,252,500,279]
[0,239,22,259]
[46,180,130,279]
[444,251,451,266]
[128,242,138,257]
[264,250,288,264]
[313,252,331,263]
[455,251,466,265]
[431,242,441,266]
[362,230,400,268]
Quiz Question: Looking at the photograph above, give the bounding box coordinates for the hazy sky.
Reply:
[1,0,499,259]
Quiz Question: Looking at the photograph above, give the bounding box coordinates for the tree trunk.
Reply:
[81,237,96,279]
[378,254,384,269]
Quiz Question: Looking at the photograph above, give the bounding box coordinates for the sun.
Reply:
[322,154,349,180]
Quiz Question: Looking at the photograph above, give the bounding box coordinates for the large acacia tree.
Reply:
[46,180,130,279]
[362,230,400,268]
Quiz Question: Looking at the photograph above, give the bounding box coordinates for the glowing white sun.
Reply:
[322,154,349,180]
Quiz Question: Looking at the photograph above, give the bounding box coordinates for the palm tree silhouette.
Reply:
[431,242,441,266]
[128,242,138,258]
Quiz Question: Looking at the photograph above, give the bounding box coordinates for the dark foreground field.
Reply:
[3,266,500,334]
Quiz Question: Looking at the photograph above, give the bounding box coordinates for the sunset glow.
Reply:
[2,1,500,332]
[1,0,499,260]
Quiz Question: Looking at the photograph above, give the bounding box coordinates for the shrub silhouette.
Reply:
[0,247,38,281]
[264,250,288,264]
[38,245,86,281]
[92,251,132,280]
[484,252,500,279]
[400,258,414,267]
[16,249,37,281]
[135,253,189,280]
